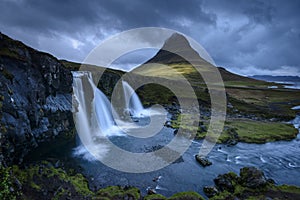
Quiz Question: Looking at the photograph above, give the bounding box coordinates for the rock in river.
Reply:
[195,155,212,167]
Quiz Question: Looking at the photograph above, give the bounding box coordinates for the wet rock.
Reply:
[195,155,212,167]
[199,125,207,133]
[173,129,178,135]
[147,188,156,195]
[239,167,267,188]
[267,178,276,184]
[214,173,236,193]
[203,186,219,197]
[226,139,238,146]
[165,121,172,127]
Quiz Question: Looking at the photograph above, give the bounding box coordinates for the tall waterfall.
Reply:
[72,71,121,161]
[122,81,145,117]
[73,71,120,136]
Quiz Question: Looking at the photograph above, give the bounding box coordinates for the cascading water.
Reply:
[73,71,121,136]
[72,71,122,161]
[122,81,145,117]
[72,71,166,161]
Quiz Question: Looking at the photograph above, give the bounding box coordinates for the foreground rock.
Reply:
[239,166,267,188]
[0,161,206,200]
[204,167,300,199]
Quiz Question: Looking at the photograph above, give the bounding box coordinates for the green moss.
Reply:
[30,182,41,191]
[275,184,300,194]
[52,188,69,200]
[209,170,300,200]
[210,190,233,200]
[12,163,93,197]
[168,191,205,200]
[0,166,18,200]
[224,120,298,143]
[97,186,140,200]
[69,173,93,196]
[144,194,167,200]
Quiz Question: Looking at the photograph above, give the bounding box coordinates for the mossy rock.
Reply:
[144,193,167,200]
[97,186,141,200]
[168,191,205,200]
[11,162,94,199]
[209,168,300,200]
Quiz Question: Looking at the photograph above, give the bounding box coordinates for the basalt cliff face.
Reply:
[0,33,75,165]
[0,33,124,166]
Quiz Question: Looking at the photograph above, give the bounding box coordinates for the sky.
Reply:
[0,0,299,76]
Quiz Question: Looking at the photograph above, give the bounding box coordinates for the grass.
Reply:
[275,184,300,194]
[223,120,298,143]
[97,186,141,200]
[144,194,167,200]
[131,59,300,120]
[168,191,205,200]
[171,114,298,144]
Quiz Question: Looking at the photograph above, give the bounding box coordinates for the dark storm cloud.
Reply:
[0,0,299,75]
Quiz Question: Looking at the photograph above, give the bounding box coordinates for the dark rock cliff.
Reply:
[0,32,124,166]
[0,33,74,165]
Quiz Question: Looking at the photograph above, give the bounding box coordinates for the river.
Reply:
[25,114,300,197]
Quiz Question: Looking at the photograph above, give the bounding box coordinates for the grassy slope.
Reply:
[132,56,300,143]
[133,62,300,117]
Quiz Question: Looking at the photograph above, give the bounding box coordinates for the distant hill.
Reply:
[250,75,300,82]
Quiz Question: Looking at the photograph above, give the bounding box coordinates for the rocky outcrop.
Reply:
[0,33,127,166]
[0,33,73,165]
[239,166,267,188]
[204,167,300,199]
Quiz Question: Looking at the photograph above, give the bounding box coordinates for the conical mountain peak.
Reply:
[146,33,204,64]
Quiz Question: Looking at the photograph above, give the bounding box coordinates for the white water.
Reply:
[72,72,166,161]
[122,81,146,117]
[72,71,123,160]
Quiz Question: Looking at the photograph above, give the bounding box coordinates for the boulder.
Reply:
[203,186,219,197]
[239,167,267,188]
[214,173,237,193]
[195,155,212,167]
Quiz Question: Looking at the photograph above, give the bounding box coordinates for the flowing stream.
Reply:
[25,72,300,197]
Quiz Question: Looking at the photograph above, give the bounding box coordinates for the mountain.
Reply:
[132,33,260,83]
[132,33,300,119]
[250,75,300,82]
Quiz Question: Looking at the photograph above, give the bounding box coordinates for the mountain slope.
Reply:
[132,33,262,84]
[132,33,300,119]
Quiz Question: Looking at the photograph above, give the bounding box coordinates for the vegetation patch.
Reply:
[168,191,205,200]
[171,114,298,144]
[223,120,298,143]
[209,167,300,200]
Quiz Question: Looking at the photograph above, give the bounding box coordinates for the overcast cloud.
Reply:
[0,0,299,75]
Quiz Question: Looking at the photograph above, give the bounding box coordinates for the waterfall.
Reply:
[73,71,120,136]
[122,81,145,117]
[72,71,122,161]
[72,71,166,161]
